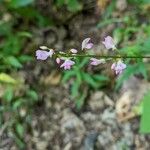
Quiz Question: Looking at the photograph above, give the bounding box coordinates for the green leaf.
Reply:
[142,37,150,53]
[0,22,12,36]
[3,87,14,102]
[66,0,82,12]
[6,56,22,68]
[93,75,109,82]
[71,81,80,98]
[56,0,65,6]
[62,71,75,83]
[102,0,116,19]
[26,90,38,101]
[18,31,32,38]
[75,93,87,110]
[76,71,82,84]
[133,101,143,115]
[113,28,124,44]
[0,73,17,84]
[14,134,25,149]
[97,17,125,29]
[92,75,109,87]
[3,35,22,55]
[79,58,89,68]
[13,99,24,110]
[140,91,150,133]
[8,0,34,8]
[82,73,99,88]
[16,123,24,138]
[120,45,141,55]
[138,61,147,79]
[18,55,33,63]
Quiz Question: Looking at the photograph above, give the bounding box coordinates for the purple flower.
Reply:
[111,60,126,75]
[90,58,105,66]
[82,38,93,50]
[102,36,116,50]
[36,49,54,60]
[70,49,78,54]
[60,59,75,70]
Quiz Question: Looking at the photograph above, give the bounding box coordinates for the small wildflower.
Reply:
[56,58,61,64]
[36,49,54,60]
[102,36,116,50]
[82,38,93,50]
[90,58,105,66]
[60,59,75,70]
[70,48,78,53]
[111,60,126,75]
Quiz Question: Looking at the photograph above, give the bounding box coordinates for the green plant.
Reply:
[140,91,150,133]
[0,1,41,148]
[62,57,109,109]
[56,0,82,12]
[0,79,38,149]
[115,35,150,90]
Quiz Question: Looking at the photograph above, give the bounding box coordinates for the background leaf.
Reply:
[8,0,34,8]
[0,73,16,84]
[6,56,22,68]
[140,91,150,133]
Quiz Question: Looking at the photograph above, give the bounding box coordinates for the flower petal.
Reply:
[70,49,78,53]
[36,50,50,60]
[102,36,116,50]
[82,38,93,50]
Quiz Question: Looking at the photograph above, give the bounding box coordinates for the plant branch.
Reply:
[59,54,150,59]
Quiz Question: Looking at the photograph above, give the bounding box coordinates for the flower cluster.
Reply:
[35,36,127,75]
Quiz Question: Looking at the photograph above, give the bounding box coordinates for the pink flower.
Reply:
[60,59,75,70]
[82,38,93,50]
[111,60,126,75]
[56,58,61,64]
[70,49,78,54]
[36,49,54,60]
[90,58,105,66]
[102,36,116,50]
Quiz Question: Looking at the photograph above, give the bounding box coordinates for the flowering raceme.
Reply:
[35,36,127,75]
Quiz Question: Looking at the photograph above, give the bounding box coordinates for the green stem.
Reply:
[59,54,150,59]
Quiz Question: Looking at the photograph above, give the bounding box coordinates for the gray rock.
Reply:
[61,109,85,147]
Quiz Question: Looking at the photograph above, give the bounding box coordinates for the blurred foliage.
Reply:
[140,91,150,133]
[0,0,84,148]
[107,0,150,133]
[113,20,150,90]
[0,81,38,148]
[56,0,82,12]
[0,0,38,149]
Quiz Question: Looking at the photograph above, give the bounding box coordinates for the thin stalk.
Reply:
[59,54,150,59]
